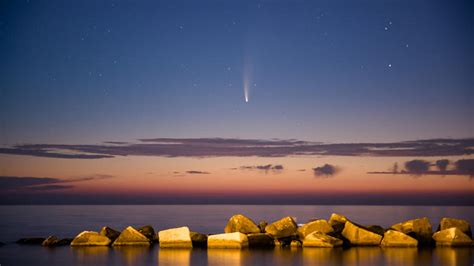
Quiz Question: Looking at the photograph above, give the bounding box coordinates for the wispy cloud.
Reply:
[313,164,339,177]
[0,174,115,192]
[0,137,472,159]
[185,170,210,175]
[238,164,284,173]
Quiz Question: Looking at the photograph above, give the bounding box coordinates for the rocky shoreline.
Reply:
[9,214,474,249]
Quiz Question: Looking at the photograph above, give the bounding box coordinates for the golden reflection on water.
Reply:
[207,248,250,266]
[158,248,192,266]
[71,246,110,264]
[114,246,151,266]
[434,247,473,266]
[302,247,343,265]
[382,247,419,266]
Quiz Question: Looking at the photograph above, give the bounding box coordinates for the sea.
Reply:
[0,205,473,265]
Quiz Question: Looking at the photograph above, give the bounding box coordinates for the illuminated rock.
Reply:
[99,226,120,242]
[391,217,433,245]
[439,218,472,237]
[190,231,208,248]
[290,240,302,247]
[258,220,268,233]
[265,216,298,238]
[159,226,193,248]
[298,219,334,238]
[432,228,473,246]
[303,231,343,248]
[342,221,382,245]
[208,232,249,249]
[328,213,348,233]
[381,230,418,247]
[71,231,111,246]
[366,225,385,236]
[42,236,72,247]
[247,233,275,248]
[224,214,260,234]
[112,226,150,246]
[137,225,156,242]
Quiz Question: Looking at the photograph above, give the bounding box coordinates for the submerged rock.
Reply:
[158,226,192,248]
[302,231,343,248]
[224,214,261,234]
[247,233,275,248]
[190,232,207,248]
[42,236,60,247]
[71,231,111,246]
[381,230,418,247]
[208,232,249,249]
[391,217,433,246]
[438,218,472,237]
[99,226,120,242]
[298,219,334,238]
[265,217,298,239]
[138,225,156,242]
[112,226,150,246]
[16,238,45,245]
[432,228,472,246]
[342,221,382,246]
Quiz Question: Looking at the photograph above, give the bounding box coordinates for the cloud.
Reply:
[185,171,210,174]
[0,174,114,192]
[313,164,338,177]
[368,158,474,177]
[0,137,472,159]
[239,164,284,173]
[455,159,474,176]
[404,159,431,175]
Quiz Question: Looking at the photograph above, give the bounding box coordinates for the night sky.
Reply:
[0,0,473,204]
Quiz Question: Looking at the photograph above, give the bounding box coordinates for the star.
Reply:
[388,64,392,68]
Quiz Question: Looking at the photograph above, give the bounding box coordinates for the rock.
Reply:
[328,213,348,233]
[391,217,433,246]
[366,225,385,236]
[112,226,150,246]
[258,220,268,233]
[137,225,156,242]
[158,226,192,248]
[265,217,298,239]
[99,226,120,242]
[302,231,343,248]
[0,242,4,246]
[290,240,302,247]
[247,233,275,248]
[71,231,111,246]
[208,232,249,249]
[42,236,59,246]
[438,217,472,237]
[381,230,418,247]
[190,232,207,248]
[342,221,382,245]
[224,214,261,234]
[298,219,334,238]
[57,238,73,245]
[16,238,45,245]
[432,228,473,246]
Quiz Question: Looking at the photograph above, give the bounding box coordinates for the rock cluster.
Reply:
[11,214,473,249]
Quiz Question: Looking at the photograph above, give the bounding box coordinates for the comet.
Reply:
[243,59,252,103]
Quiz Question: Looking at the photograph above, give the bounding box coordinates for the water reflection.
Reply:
[207,248,250,266]
[71,246,111,264]
[158,248,191,266]
[434,247,473,266]
[302,247,343,265]
[114,246,152,266]
[382,247,418,266]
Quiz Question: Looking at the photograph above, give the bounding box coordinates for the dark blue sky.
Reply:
[1,0,473,144]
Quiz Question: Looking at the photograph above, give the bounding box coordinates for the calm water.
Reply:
[0,205,473,265]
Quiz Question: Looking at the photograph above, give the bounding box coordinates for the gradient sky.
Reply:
[0,0,473,204]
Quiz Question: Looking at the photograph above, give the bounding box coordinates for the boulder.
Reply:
[112,226,150,246]
[208,232,249,249]
[71,231,111,246]
[298,219,334,238]
[438,218,472,237]
[342,221,382,245]
[138,225,156,242]
[258,220,268,233]
[158,226,192,248]
[42,236,59,247]
[57,238,73,246]
[0,241,4,246]
[190,232,207,248]
[99,226,120,242]
[432,228,473,246]
[302,231,343,248]
[366,225,384,236]
[247,233,275,248]
[224,214,260,234]
[381,230,418,247]
[265,217,298,239]
[391,217,433,246]
[328,213,348,233]
[16,238,45,245]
